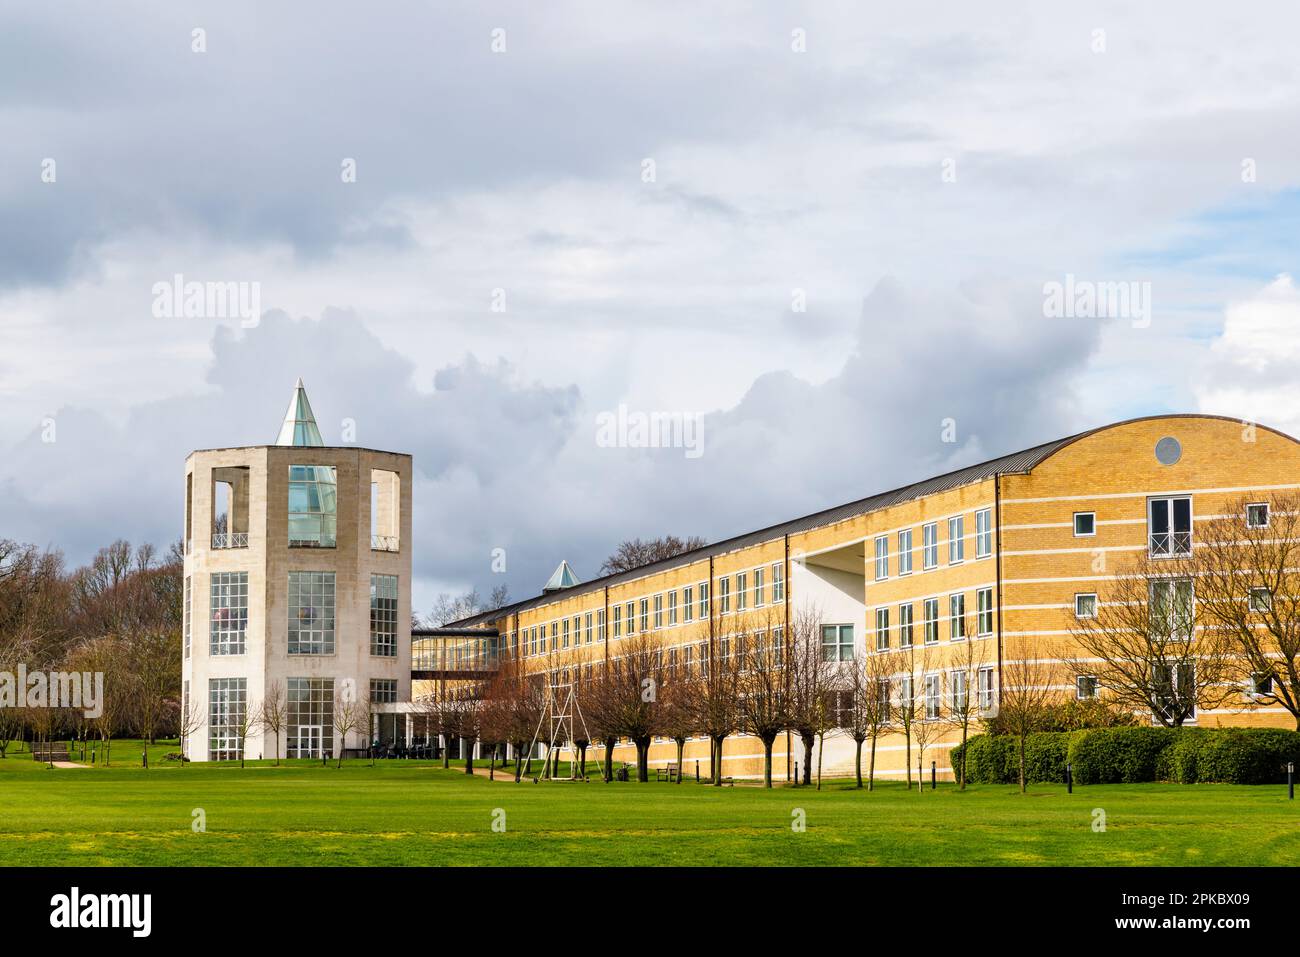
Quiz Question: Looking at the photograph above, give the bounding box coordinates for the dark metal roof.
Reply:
[444,414,1298,629]
[412,626,501,638]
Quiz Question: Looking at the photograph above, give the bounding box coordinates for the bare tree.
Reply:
[737,610,791,787]
[1069,552,1237,726]
[861,651,897,791]
[694,625,740,786]
[839,653,875,789]
[1192,494,1300,729]
[425,585,511,627]
[233,693,264,769]
[259,680,288,766]
[600,536,708,575]
[787,606,833,786]
[999,638,1065,792]
[331,685,369,769]
[586,633,663,781]
[946,630,990,790]
[176,688,203,767]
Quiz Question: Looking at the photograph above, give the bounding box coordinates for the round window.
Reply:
[1155,436,1181,466]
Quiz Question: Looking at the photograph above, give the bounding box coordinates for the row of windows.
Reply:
[872,587,994,651]
[185,572,400,658]
[523,564,787,657]
[873,509,993,581]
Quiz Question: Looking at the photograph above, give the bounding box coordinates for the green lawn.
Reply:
[1,740,1296,866]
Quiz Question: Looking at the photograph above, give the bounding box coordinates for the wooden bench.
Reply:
[656,765,681,782]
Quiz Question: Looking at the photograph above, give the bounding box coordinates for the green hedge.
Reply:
[953,727,1300,785]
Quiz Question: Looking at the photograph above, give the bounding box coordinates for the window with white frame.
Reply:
[975,508,992,558]
[653,594,663,629]
[1148,495,1192,557]
[754,567,765,606]
[875,608,890,651]
[613,604,622,638]
[923,598,939,644]
[899,675,914,714]
[210,572,248,655]
[898,529,913,574]
[1250,672,1275,697]
[625,601,635,635]
[977,666,995,712]
[923,522,939,569]
[876,679,892,721]
[925,674,941,719]
[585,611,594,643]
[948,515,965,564]
[369,574,398,656]
[1149,579,1194,640]
[1153,663,1196,721]
[550,621,558,650]
[821,624,854,662]
[772,564,784,602]
[287,677,334,759]
[1076,675,1098,700]
[899,602,914,648]
[950,670,968,712]
[1075,593,1098,619]
[288,571,335,655]
[597,609,606,641]
[370,678,398,704]
[1249,587,1272,613]
[698,581,709,618]
[976,587,993,636]
[874,536,889,580]
[208,677,246,761]
[562,618,570,648]
[736,572,747,611]
[949,593,966,640]
[639,598,649,632]
[719,577,730,614]
[667,592,677,625]
[1074,511,1096,537]
[1246,502,1269,528]
[183,576,192,659]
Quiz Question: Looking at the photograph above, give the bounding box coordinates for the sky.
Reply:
[2,1,1299,614]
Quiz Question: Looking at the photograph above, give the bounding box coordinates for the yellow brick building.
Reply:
[438,415,1300,780]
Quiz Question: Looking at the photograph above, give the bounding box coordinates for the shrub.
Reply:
[957,734,1017,784]
[1023,732,1069,783]
[1066,727,1177,784]
[1197,728,1300,784]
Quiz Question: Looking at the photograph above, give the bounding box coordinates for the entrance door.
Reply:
[298,725,323,759]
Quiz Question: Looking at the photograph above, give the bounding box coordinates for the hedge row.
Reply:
[951,727,1300,785]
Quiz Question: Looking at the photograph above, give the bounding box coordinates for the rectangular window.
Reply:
[653,594,664,629]
[1073,511,1096,537]
[625,602,636,635]
[948,515,965,564]
[949,593,966,640]
[876,679,892,722]
[1153,663,1196,721]
[821,624,854,662]
[208,677,246,761]
[210,572,248,655]
[597,609,606,642]
[951,670,968,712]
[370,574,398,656]
[1075,592,1098,619]
[976,508,992,558]
[754,567,765,606]
[978,667,995,712]
[898,529,913,575]
[874,536,889,580]
[923,522,938,569]
[1149,495,1192,556]
[370,679,398,704]
[1076,676,1098,701]
[719,577,730,614]
[183,576,192,659]
[613,605,622,638]
[288,571,335,654]
[668,591,678,625]
[976,587,994,636]
[923,597,939,644]
[639,598,649,632]
[736,573,747,611]
[288,464,337,548]
[1150,579,1194,639]
[1246,502,1270,528]
[925,674,941,720]
[1251,672,1275,697]
[585,612,594,643]
[772,564,784,602]
[683,586,694,622]
[875,608,890,651]
[287,677,334,759]
[550,621,558,650]
[1249,587,1272,613]
[899,603,914,648]
[698,581,710,618]
[562,618,570,648]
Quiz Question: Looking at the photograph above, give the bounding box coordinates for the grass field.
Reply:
[1,740,1297,866]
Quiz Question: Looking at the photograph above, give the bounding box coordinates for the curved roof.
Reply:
[445,413,1298,628]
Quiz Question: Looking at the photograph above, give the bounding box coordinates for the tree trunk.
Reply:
[959,723,968,791]
[634,737,650,782]
[442,738,450,768]
[712,735,726,786]
[799,732,814,786]
[854,739,863,789]
[1019,734,1027,793]
[603,739,615,782]
[816,731,825,791]
[465,740,474,775]
[905,731,912,789]
[762,737,774,788]
[676,740,685,784]
[868,735,877,792]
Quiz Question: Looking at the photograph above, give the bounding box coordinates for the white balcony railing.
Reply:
[371,535,400,552]
[1149,531,1191,557]
[212,532,249,549]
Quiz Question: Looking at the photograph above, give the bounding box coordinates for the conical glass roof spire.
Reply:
[542,560,581,593]
[275,378,325,446]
